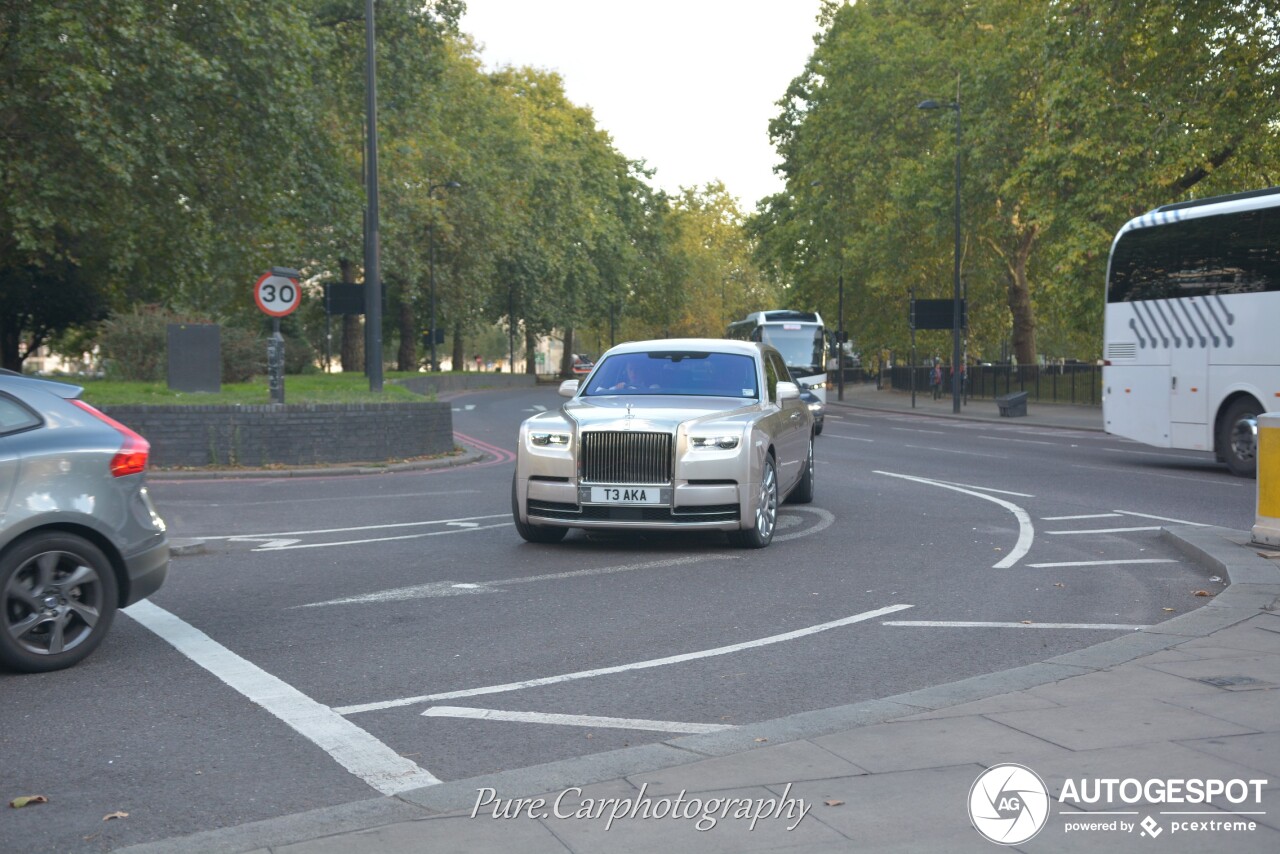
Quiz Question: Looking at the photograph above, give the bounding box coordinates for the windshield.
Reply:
[760,326,824,374]
[583,352,759,399]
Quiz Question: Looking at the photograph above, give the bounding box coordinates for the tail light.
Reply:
[70,400,151,477]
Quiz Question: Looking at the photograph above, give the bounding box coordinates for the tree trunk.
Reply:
[525,327,538,375]
[339,258,364,373]
[397,289,416,372]
[452,321,465,372]
[560,327,575,378]
[1006,228,1038,366]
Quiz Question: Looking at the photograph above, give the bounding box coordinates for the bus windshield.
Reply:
[761,326,824,375]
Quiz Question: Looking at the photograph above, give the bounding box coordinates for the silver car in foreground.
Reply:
[0,373,169,673]
[513,339,815,548]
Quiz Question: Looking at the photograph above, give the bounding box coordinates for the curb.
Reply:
[149,449,486,481]
[116,526,1280,854]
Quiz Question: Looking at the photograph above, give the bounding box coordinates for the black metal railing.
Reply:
[884,363,1102,406]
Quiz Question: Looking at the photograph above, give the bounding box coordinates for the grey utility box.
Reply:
[996,391,1029,417]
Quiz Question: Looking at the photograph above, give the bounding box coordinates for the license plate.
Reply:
[589,486,662,505]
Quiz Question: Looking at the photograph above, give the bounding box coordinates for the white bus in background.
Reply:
[726,310,827,402]
[1103,186,1280,477]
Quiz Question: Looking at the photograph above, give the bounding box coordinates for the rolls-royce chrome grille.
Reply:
[581,431,673,484]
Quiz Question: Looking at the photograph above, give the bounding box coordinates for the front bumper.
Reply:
[523,477,743,531]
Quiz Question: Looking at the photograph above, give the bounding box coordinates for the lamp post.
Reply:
[363,0,382,392]
[427,180,461,372]
[918,93,962,414]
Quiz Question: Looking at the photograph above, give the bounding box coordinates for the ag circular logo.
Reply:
[968,763,1050,845]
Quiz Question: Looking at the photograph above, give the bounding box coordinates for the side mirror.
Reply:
[558,379,579,397]
[776,381,800,402]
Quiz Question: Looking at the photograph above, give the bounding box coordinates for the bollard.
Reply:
[1253,413,1280,546]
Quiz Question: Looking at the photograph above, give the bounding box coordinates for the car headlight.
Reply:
[807,401,822,412]
[530,432,570,446]
[807,381,826,391]
[691,435,740,450]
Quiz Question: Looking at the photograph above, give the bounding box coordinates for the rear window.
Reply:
[0,393,42,435]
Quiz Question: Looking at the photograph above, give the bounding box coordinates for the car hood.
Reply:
[563,395,758,431]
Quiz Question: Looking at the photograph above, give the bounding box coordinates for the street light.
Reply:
[918,94,963,414]
[427,180,462,372]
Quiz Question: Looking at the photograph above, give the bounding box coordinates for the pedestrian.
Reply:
[930,358,943,400]
[474,353,482,372]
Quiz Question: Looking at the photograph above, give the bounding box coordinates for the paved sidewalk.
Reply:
[825,380,1105,433]
[122,396,1280,854]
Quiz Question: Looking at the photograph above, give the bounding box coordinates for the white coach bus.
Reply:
[1102,186,1280,477]
[726,310,827,402]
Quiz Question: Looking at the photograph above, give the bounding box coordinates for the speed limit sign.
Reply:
[254,271,302,317]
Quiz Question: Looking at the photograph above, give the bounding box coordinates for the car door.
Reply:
[764,351,807,490]
[0,392,43,522]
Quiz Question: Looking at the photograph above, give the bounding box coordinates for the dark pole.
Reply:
[837,268,845,401]
[508,282,515,373]
[950,96,962,414]
[917,94,962,413]
[428,219,437,371]
[363,0,382,392]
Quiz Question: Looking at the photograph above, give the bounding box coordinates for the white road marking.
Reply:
[299,555,742,608]
[884,620,1148,630]
[1027,559,1178,568]
[123,600,440,794]
[905,444,1007,459]
[827,434,875,443]
[1047,526,1162,535]
[1115,510,1210,527]
[422,707,734,734]
[775,506,836,542]
[1041,513,1122,521]
[978,435,1059,446]
[227,536,301,549]
[1101,446,1211,462]
[890,427,948,435]
[195,514,511,540]
[875,471,1034,568]
[259,522,512,551]
[923,479,1034,498]
[446,521,480,528]
[334,603,913,715]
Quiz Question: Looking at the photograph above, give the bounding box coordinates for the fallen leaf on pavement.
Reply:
[825,800,845,807]
[103,811,129,821]
[754,738,768,743]
[1193,590,1213,597]
[1021,620,1033,624]
[1163,608,1176,612]
[9,796,47,809]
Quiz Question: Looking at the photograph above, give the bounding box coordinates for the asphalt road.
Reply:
[0,386,1254,852]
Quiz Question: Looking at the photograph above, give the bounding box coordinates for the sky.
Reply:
[459,1,828,209]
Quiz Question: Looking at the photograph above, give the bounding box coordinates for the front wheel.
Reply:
[511,475,569,543]
[0,532,119,673]
[730,455,778,549]
[1219,397,1264,478]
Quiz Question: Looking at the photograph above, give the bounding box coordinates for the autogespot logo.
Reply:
[969,763,1050,845]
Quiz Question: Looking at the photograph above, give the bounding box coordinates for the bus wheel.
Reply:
[1219,397,1263,478]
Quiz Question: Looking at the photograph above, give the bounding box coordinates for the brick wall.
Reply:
[102,403,454,468]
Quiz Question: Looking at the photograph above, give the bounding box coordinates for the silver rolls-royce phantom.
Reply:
[512,338,815,548]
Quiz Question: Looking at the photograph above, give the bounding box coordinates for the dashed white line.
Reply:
[422,707,734,734]
[123,600,440,794]
[335,603,913,715]
[1041,514,1122,521]
[1114,510,1210,527]
[1047,527,1162,535]
[1026,559,1178,568]
[884,620,1147,630]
